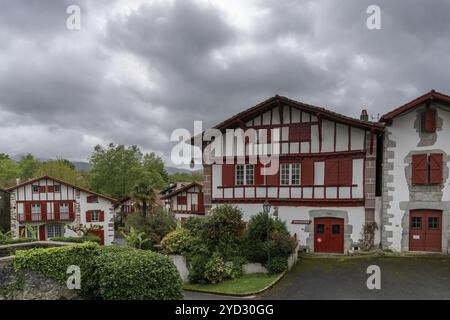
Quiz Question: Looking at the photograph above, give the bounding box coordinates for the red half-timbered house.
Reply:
[8,176,116,245]
[198,95,384,253]
[160,182,205,220]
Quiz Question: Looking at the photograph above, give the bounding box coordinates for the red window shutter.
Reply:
[41,201,47,221]
[39,225,46,241]
[99,211,105,222]
[255,162,264,185]
[222,164,235,187]
[412,154,428,184]
[47,186,54,193]
[87,195,92,203]
[429,153,443,184]
[301,159,314,186]
[86,210,92,222]
[54,202,60,220]
[177,196,187,205]
[289,124,311,142]
[69,202,75,220]
[266,164,280,185]
[423,109,436,133]
[324,159,339,186]
[339,159,353,186]
[39,186,46,193]
[25,202,32,221]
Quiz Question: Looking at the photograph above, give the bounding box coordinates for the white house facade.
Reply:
[380,90,450,253]
[8,176,116,245]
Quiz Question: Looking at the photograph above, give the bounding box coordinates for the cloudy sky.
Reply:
[0,0,449,167]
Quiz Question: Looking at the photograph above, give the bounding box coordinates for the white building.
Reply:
[7,176,116,245]
[195,95,383,253]
[380,90,450,253]
[160,182,205,220]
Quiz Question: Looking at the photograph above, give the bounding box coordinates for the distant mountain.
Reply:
[166,166,202,175]
[72,161,91,171]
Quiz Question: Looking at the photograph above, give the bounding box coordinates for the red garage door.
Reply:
[409,210,442,252]
[314,217,344,253]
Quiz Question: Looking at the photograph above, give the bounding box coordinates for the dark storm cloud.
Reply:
[0,0,450,164]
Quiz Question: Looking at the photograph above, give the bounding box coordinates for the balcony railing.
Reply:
[17,212,74,222]
[173,204,205,214]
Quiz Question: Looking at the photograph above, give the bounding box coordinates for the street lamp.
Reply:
[262,201,272,271]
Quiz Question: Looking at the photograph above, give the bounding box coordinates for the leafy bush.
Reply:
[87,246,183,300]
[0,238,36,245]
[121,227,151,249]
[229,256,246,279]
[13,243,183,300]
[266,256,288,275]
[182,216,206,235]
[13,242,98,284]
[203,252,231,284]
[188,254,210,284]
[161,227,194,255]
[243,212,296,265]
[49,235,100,244]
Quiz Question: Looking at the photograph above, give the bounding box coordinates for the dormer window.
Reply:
[422,109,436,133]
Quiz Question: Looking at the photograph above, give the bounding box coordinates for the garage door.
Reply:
[314,217,344,253]
[409,210,442,252]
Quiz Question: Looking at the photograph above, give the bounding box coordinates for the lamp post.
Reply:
[262,201,272,270]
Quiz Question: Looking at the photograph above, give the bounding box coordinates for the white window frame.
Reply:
[280,163,301,186]
[25,226,38,239]
[31,203,41,214]
[54,184,61,192]
[32,185,39,193]
[236,164,255,185]
[47,224,64,238]
[91,210,100,222]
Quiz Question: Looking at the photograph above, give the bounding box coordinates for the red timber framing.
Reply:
[161,182,205,214]
[189,95,383,207]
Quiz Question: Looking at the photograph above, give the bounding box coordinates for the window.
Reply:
[280,163,301,185]
[412,154,443,185]
[87,195,99,203]
[47,224,64,238]
[422,109,436,133]
[316,224,324,234]
[32,185,39,193]
[236,164,255,185]
[411,217,422,229]
[60,203,69,219]
[31,203,41,214]
[90,210,100,222]
[325,158,353,186]
[332,224,341,235]
[177,196,187,205]
[428,217,439,229]
[54,185,61,192]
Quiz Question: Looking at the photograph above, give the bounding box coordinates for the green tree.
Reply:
[88,143,143,198]
[169,170,203,184]
[36,158,82,185]
[130,180,156,217]
[18,154,41,181]
[0,156,20,188]
[141,153,169,191]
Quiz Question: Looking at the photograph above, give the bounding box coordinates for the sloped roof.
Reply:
[381,90,450,121]
[160,181,203,200]
[6,175,117,202]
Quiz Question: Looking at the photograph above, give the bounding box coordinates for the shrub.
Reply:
[88,246,183,300]
[266,256,288,275]
[13,243,183,300]
[243,212,296,264]
[229,256,246,279]
[49,235,101,244]
[203,252,231,284]
[0,238,36,245]
[121,227,151,249]
[161,227,194,255]
[13,242,98,284]
[182,216,206,234]
[188,254,210,284]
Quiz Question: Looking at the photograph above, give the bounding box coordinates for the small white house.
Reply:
[7,176,116,245]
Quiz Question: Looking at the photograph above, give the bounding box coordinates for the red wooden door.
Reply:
[314,217,344,253]
[90,230,105,245]
[409,210,442,252]
[39,225,46,241]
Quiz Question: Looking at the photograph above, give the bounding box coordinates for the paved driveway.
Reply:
[259,255,450,300]
[184,255,450,300]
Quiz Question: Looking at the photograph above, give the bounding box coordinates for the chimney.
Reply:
[360,109,369,121]
[16,177,21,185]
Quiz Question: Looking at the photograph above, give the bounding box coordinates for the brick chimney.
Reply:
[360,109,369,121]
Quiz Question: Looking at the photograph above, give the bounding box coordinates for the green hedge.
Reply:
[0,238,36,245]
[87,247,183,300]
[13,242,98,284]
[13,243,183,300]
[49,236,101,244]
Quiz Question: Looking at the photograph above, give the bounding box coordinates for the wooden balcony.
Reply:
[173,204,205,215]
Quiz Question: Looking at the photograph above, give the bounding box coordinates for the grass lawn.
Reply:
[183,273,283,295]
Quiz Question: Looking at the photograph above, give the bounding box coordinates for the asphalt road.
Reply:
[184,255,450,300]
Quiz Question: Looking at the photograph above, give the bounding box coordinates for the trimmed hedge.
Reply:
[13,242,98,284]
[0,238,36,245]
[49,236,101,244]
[13,243,183,300]
[87,247,183,300]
